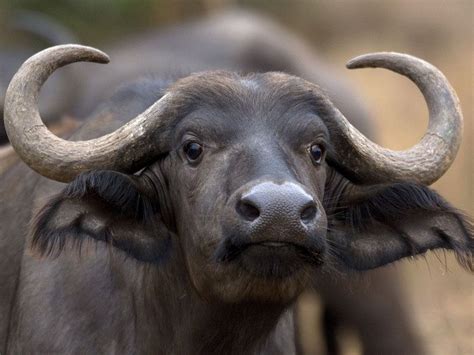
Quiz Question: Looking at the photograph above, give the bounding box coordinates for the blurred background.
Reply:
[0,0,472,354]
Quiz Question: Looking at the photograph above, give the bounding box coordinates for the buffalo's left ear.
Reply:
[326,182,473,271]
[31,170,172,263]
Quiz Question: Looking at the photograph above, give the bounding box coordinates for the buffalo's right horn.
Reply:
[324,52,463,185]
[4,44,176,182]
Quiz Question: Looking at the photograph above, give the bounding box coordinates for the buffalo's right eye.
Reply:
[309,144,324,165]
[184,142,203,162]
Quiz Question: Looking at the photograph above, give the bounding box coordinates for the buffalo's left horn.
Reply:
[4,44,176,182]
[326,52,463,185]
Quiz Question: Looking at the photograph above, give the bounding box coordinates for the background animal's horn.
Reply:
[326,52,463,185]
[4,44,175,182]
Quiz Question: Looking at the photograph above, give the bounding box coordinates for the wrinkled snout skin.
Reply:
[160,73,330,303]
[225,181,327,271]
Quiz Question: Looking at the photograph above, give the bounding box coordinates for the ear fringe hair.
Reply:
[30,195,110,258]
[432,217,474,272]
[63,170,159,221]
[30,171,169,263]
[331,182,473,271]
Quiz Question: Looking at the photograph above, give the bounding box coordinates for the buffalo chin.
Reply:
[188,252,318,304]
[208,271,312,304]
[238,243,323,279]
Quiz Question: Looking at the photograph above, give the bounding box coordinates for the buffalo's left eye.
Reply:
[309,144,324,164]
[184,142,203,161]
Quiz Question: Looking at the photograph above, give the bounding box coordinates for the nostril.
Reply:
[237,200,260,221]
[300,204,317,222]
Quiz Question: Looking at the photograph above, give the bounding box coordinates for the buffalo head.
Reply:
[4,45,472,304]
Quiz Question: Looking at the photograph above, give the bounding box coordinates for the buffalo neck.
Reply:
[131,250,295,354]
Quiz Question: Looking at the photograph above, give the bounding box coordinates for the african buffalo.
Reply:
[88,11,424,353]
[1,12,417,353]
[0,44,471,354]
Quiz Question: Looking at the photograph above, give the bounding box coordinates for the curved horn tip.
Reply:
[89,47,110,64]
[65,44,111,64]
[346,52,398,69]
[90,49,110,64]
[346,57,365,69]
[36,44,111,65]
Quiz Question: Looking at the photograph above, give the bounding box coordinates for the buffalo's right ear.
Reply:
[324,175,473,271]
[31,170,172,263]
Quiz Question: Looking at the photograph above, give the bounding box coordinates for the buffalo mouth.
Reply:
[215,237,325,278]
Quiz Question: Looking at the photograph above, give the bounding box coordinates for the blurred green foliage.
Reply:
[1,0,211,44]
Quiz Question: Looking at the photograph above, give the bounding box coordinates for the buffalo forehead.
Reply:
[172,72,329,143]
